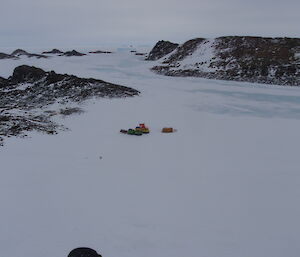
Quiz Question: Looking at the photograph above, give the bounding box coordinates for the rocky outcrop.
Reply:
[62,50,86,56]
[4,49,86,58]
[0,77,8,87]
[145,40,179,61]
[42,49,64,54]
[3,65,139,107]
[149,36,300,86]
[68,248,102,257]
[0,52,17,59]
[11,65,46,83]
[11,49,48,58]
[11,49,28,56]
[89,50,113,54]
[163,38,206,63]
[0,65,139,144]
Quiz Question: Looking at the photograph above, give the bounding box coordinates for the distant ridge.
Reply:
[11,49,48,59]
[61,50,86,56]
[89,50,113,54]
[42,49,64,54]
[0,52,16,59]
[0,49,89,59]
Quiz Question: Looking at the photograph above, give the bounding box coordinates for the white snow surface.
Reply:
[179,39,217,72]
[1,49,300,257]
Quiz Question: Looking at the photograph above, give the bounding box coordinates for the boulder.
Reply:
[68,248,102,257]
[11,65,46,83]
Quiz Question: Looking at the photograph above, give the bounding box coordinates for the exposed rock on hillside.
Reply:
[89,50,113,54]
[149,36,300,86]
[0,77,8,86]
[0,52,17,59]
[11,49,49,58]
[11,49,28,56]
[145,40,179,61]
[0,65,140,144]
[62,50,86,56]
[163,38,206,63]
[42,49,64,54]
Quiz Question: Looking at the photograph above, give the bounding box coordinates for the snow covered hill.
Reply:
[1,49,300,257]
[148,36,300,86]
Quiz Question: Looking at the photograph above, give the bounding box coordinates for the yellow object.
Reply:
[136,126,150,133]
[142,128,150,133]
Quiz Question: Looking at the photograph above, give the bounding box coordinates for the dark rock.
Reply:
[151,36,300,86]
[4,65,140,107]
[165,38,206,63]
[0,115,10,122]
[145,40,179,61]
[89,50,113,54]
[11,49,49,59]
[0,77,9,88]
[62,50,86,56]
[211,36,300,85]
[0,52,17,59]
[30,54,48,58]
[68,248,102,257]
[59,107,84,116]
[11,65,46,83]
[11,49,28,56]
[42,49,64,54]
[0,65,140,145]
[0,113,64,144]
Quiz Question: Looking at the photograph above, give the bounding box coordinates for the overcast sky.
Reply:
[0,0,299,48]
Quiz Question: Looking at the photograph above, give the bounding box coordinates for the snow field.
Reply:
[0,50,300,257]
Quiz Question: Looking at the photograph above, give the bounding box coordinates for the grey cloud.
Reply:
[0,0,299,47]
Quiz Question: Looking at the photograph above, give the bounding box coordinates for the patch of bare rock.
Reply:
[147,36,300,86]
[0,65,140,145]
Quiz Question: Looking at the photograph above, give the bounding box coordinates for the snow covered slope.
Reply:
[1,50,300,257]
[149,36,300,86]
